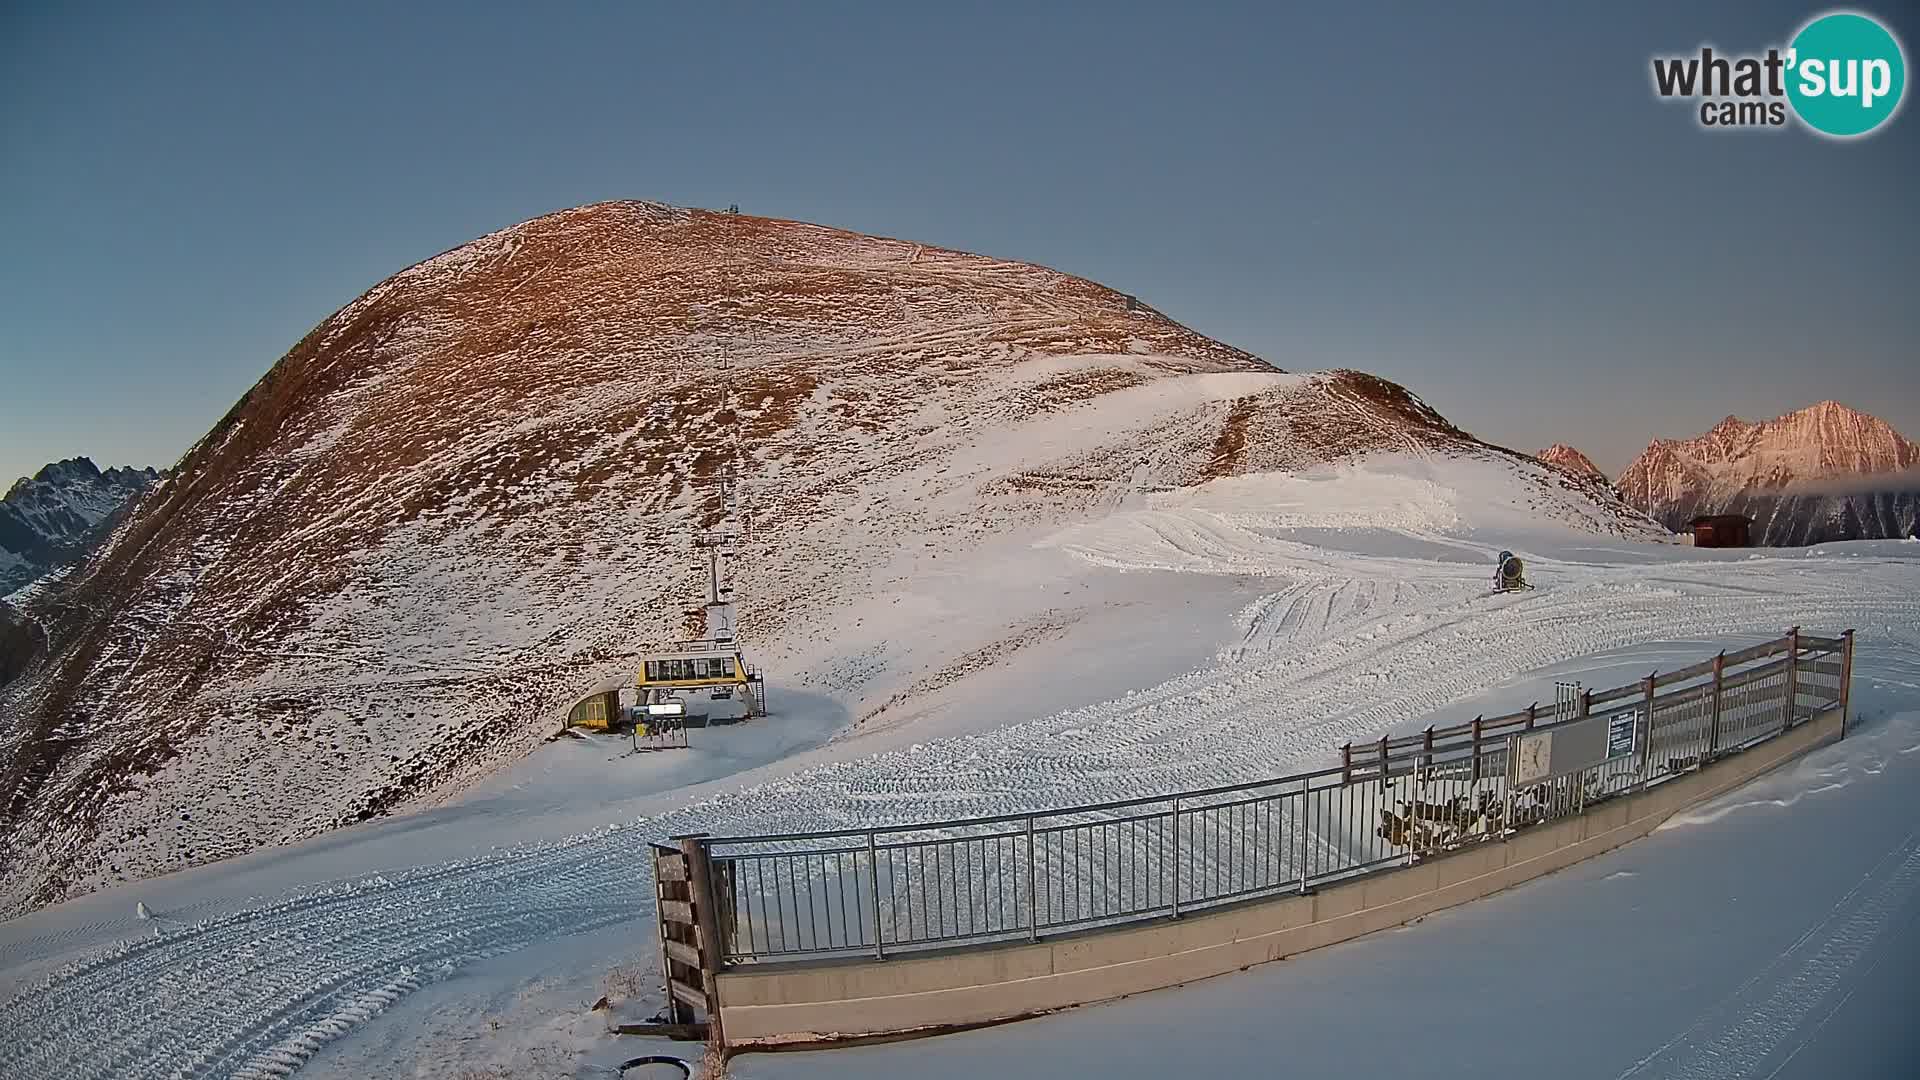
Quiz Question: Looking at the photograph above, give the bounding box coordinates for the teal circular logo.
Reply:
[1787,12,1907,137]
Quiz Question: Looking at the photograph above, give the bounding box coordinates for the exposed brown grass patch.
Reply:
[1023,367,1151,409]
[1203,396,1259,480]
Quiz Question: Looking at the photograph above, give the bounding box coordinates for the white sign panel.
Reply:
[1607,710,1638,760]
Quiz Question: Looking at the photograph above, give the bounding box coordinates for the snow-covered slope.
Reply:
[1,505,1911,1080]
[0,201,1656,915]
[1535,443,1603,479]
[1617,402,1920,543]
[0,458,159,597]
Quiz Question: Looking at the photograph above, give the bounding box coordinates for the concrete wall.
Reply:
[717,705,1843,1046]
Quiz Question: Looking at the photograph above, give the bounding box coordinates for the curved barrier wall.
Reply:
[650,630,1854,1047]
[714,705,1841,1045]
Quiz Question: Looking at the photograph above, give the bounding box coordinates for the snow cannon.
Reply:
[1494,550,1531,592]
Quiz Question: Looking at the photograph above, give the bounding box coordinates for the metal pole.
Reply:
[1470,716,1483,783]
[1708,651,1725,762]
[1502,736,1517,836]
[866,831,884,959]
[1297,776,1312,894]
[1170,797,1182,917]
[1785,627,1800,731]
[1024,815,1038,941]
[1840,629,1855,737]
[1410,740,1426,867]
[1640,673,1657,790]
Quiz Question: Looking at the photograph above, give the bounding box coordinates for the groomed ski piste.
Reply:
[2,454,1918,1079]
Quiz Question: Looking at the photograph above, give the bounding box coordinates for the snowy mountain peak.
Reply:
[1,456,161,596]
[1617,401,1919,544]
[11,455,160,493]
[9,456,107,500]
[1536,444,1604,479]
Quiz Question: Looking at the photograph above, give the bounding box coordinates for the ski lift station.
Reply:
[564,646,764,733]
[565,530,766,732]
[636,639,765,719]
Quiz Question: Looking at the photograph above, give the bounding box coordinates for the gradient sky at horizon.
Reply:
[2,1,1915,484]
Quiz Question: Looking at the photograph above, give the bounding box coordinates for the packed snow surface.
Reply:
[734,694,1920,1080]
[1,454,1916,1079]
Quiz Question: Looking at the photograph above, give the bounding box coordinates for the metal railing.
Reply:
[668,629,1852,966]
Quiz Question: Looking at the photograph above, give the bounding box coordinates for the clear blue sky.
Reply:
[2,2,1914,483]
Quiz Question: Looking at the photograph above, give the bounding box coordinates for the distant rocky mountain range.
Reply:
[1,458,161,597]
[1569,401,1919,545]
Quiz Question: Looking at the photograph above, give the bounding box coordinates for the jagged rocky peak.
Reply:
[1616,400,1919,545]
[10,456,159,493]
[1,456,164,595]
[1536,444,1604,479]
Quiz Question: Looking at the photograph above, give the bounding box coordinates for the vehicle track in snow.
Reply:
[2,543,1916,1079]
[1617,822,1920,1080]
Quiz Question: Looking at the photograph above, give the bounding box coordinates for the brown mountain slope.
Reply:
[0,201,1650,912]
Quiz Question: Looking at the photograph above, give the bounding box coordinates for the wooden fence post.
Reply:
[680,835,727,1047]
[1341,743,1352,786]
[652,846,694,1027]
